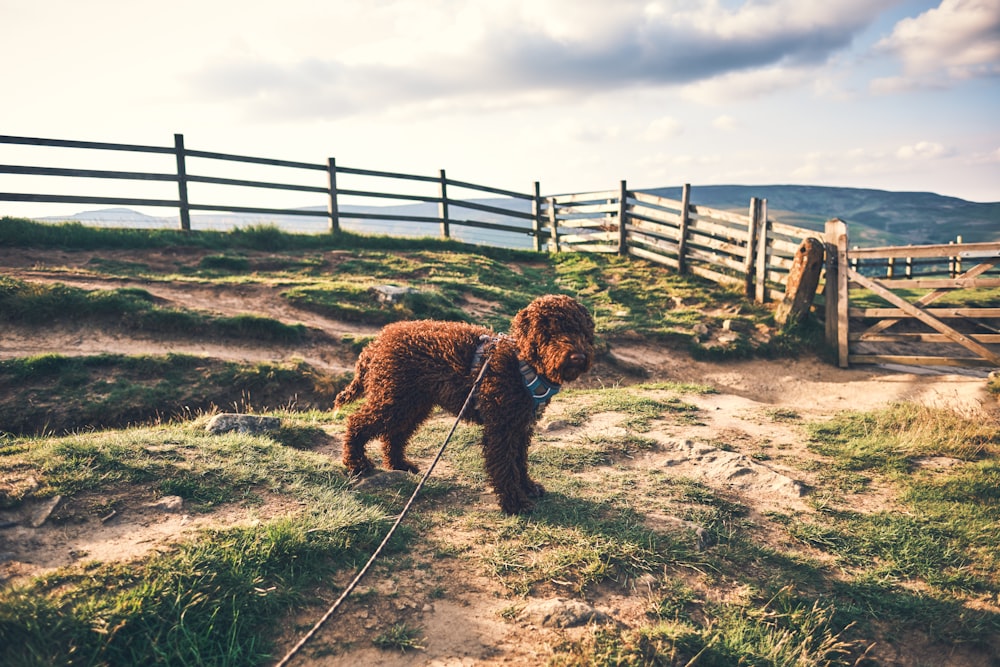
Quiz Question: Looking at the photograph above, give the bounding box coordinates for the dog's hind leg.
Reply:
[341,407,381,476]
[380,403,432,473]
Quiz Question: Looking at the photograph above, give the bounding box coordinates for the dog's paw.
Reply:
[344,457,376,477]
[388,459,420,474]
[499,494,535,515]
[524,480,546,498]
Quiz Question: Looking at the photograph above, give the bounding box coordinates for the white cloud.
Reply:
[678,64,814,105]
[643,116,683,141]
[874,0,1000,91]
[713,115,738,131]
[896,141,951,160]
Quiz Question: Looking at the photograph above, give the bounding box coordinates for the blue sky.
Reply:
[2,0,998,217]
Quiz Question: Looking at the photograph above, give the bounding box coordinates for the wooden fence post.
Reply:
[532,181,543,252]
[743,197,760,299]
[754,198,769,303]
[327,157,340,234]
[617,180,628,255]
[677,183,691,274]
[824,218,849,368]
[438,169,450,239]
[548,196,559,252]
[173,133,191,231]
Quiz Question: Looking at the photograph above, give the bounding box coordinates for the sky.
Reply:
[2,0,999,219]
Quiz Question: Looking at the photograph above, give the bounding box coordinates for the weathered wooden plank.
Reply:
[629,204,683,227]
[557,216,615,230]
[627,215,680,239]
[559,231,617,244]
[629,245,681,270]
[769,220,819,240]
[873,277,1000,290]
[850,307,1000,318]
[689,204,749,226]
[849,354,998,368]
[559,243,619,254]
[688,263,743,287]
[851,333,1000,343]
[687,217,749,245]
[631,190,684,210]
[686,230,746,260]
[686,245,747,272]
[627,230,681,255]
[848,268,1000,364]
[550,189,619,204]
[556,202,619,216]
[849,242,1000,260]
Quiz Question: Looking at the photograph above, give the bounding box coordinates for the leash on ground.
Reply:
[274,349,493,667]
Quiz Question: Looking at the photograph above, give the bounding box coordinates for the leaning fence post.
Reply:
[617,180,629,255]
[327,157,340,234]
[438,169,450,239]
[532,181,543,252]
[824,218,850,368]
[173,133,191,231]
[677,183,691,274]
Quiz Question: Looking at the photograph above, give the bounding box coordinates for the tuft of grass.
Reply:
[372,623,425,652]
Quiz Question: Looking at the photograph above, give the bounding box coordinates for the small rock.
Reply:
[206,413,281,436]
[147,496,184,512]
[520,598,610,628]
[722,318,752,333]
[30,495,62,527]
[371,285,416,303]
[544,420,572,432]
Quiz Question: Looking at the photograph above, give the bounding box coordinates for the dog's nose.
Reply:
[569,353,587,365]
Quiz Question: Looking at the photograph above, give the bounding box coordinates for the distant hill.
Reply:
[33,185,1000,248]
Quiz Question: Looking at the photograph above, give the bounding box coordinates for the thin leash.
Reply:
[274,345,494,667]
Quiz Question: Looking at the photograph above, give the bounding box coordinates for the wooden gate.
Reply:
[825,219,1000,368]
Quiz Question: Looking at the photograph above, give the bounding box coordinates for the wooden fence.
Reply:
[824,219,1000,368]
[3,132,997,369]
[541,183,818,305]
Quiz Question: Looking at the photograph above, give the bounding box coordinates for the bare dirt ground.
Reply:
[2,249,997,665]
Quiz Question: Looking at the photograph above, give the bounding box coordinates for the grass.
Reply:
[0,424,389,666]
[0,354,350,435]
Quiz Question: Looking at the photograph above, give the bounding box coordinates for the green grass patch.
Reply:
[0,354,349,434]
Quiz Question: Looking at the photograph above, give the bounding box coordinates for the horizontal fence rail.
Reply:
[3,133,996,369]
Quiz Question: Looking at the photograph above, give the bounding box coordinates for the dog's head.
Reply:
[510,294,595,384]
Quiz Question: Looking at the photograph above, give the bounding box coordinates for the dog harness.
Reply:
[471,334,561,410]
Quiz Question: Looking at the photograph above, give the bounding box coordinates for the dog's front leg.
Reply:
[482,419,535,514]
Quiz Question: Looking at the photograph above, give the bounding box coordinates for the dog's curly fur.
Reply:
[335,294,595,514]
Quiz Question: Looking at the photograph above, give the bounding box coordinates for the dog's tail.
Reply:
[334,349,369,410]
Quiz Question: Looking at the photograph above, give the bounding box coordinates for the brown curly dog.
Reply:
[335,294,595,514]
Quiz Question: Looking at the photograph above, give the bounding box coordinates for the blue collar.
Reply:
[518,360,560,408]
[470,334,560,409]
